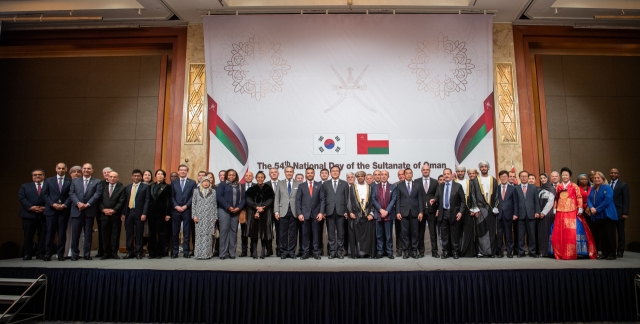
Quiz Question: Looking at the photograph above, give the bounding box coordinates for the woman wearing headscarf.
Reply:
[588,171,618,260]
[216,169,245,259]
[245,171,275,259]
[192,178,217,259]
[550,167,596,260]
[536,173,555,257]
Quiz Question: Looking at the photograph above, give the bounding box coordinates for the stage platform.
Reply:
[1,252,639,323]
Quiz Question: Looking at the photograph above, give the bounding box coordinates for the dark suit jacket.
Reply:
[149,182,172,218]
[69,177,103,218]
[18,182,46,219]
[216,181,245,211]
[322,179,349,216]
[496,183,519,220]
[515,184,541,219]
[42,176,72,217]
[434,181,466,219]
[98,182,126,217]
[395,180,424,217]
[122,182,150,219]
[371,182,397,220]
[416,177,439,215]
[171,178,197,213]
[611,179,630,217]
[295,181,325,220]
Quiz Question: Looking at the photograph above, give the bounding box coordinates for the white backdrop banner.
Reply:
[204,14,494,180]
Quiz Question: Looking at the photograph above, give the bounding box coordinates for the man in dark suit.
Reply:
[171,164,197,258]
[42,163,71,261]
[122,169,150,259]
[322,165,349,259]
[240,171,255,257]
[95,166,112,258]
[394,169,406,256]
[434,168,466,259]
[274,166,300,259]
[18,169,47,260]
[266,167,280,257]
[395,168,424,259]
[610,168,630,257]
[69,163,103,260]
[515,170,541,257]
[99,171,126,260]
[371,170,396,259]
[495,170,519,258]
[295,167,326,259]
[417,163,439,258]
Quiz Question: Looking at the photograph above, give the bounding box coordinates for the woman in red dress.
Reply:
[551,167,596,260]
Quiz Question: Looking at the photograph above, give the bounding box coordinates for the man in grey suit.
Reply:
[69,163,103,260]
[295,167,326,259]
[515,170,541,258]
[274,166,300,259]
[322,165,349,259]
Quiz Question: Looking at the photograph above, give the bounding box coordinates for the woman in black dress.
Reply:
[147,169,172,259]
[244,171,274,259]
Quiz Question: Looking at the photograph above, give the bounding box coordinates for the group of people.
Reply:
[18,161,630,262]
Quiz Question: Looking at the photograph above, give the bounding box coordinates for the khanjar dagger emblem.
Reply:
[326,65,376,113]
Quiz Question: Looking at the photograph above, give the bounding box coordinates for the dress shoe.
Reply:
[411,252,419,259]
[403,254,410,259]
[606,255,616,260]
[338,253,344,259]
[253,256,258,259]
[528,253,539,258]
[453,253,459,259]
[43,254,52,261]
[101,255,112,260]
[490,254,496,258]
[616,252,623,258]
[300,254,310,260]
[184,254,191,258]
[212,251,219,257]
[374,254,383,259]
[23,255,32,261]
[507,252,513,258]
[441,253,449,259]
[124,254,135,259]
[281,255,288,259]
[276,251,282,257]
[418,253,425,258]
[328,253,336,259]
[36,254,44,260]
[388,255,395,259]
[57,254,65,261]
[220,256,227,260]
[432,251,440,258]
[148,255,156,259]
[136,255,142,260]
[171,253,178,259]
[71,255,79,261]
[596,254,605,260]
[313,254,321,260]
[95,253,104,258]
[156,255,162,259]
[229,256,236,259]
[517,253,525,258]
[83,256,93,260]
[396,250,403,257]
[267,250,273,257]
[477,253,484,258]
[240,252,248,257]
[497,253,504,258]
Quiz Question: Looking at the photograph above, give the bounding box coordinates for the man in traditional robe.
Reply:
[347,171,376,258]
[470,161,499,258]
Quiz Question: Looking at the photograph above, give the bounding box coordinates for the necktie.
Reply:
[181,179,185,192]
[273,182,277,192]
[424,178,429,193]
[58,177,62,191]
[128,183,138,209]
[37,183,41,196]
[611,180,615,189]
[382,184,386,203]
[84,179,88,193]
[502,185,506,200]
[309,182,313,196]
[444,182,450,209]
[407,182,411,195]
[333,180,337,192]
[523,185,527,195]
[288,181,292,195]
[109,184,114,198]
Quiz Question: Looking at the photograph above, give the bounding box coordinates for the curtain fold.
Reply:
[0,267,636,323]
